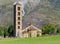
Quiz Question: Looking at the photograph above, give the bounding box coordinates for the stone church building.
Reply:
[14,1,42,38]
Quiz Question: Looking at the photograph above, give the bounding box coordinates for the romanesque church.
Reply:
[14,1,42,38]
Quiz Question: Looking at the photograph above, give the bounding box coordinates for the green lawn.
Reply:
[0,35,60,44]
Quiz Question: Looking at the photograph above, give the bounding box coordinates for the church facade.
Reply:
[14,1,42,38]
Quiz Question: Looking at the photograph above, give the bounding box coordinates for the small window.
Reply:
[18,17,20,20]
[18,22,20,25]
[18,7,20,10]
[18,12,20,15]
[18,26,20,29]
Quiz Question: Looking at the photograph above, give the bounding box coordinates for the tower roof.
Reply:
[13,1,24,5]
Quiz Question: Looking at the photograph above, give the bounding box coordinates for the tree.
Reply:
[55,25,60,34]
[8,25,14,37]
[42,23,56,35]
[4,27,9,38]
[0,27,4,36]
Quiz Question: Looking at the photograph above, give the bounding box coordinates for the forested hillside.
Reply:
[0,0,60,28]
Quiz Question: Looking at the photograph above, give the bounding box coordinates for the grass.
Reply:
[0,35,60,44]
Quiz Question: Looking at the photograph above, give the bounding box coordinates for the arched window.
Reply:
[18,12,20,15]
[18,7,20,10]
[18,22,20,25]
[18,26,20,29]
[18,17,20,20]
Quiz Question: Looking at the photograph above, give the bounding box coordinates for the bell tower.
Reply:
[14,1,24,38]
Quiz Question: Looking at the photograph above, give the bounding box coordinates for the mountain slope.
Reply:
[0,0,60,27]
